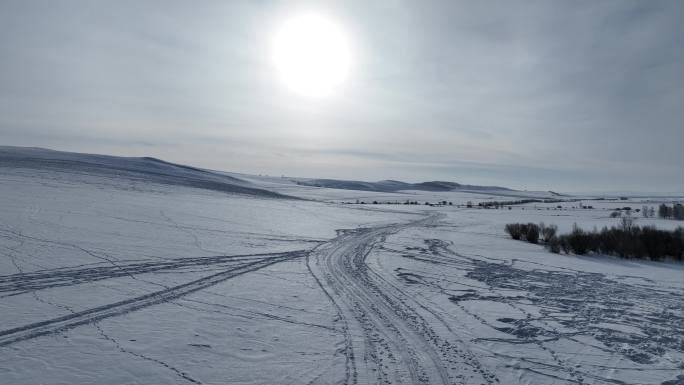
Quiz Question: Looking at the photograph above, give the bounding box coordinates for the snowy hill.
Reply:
[0,146,289,199]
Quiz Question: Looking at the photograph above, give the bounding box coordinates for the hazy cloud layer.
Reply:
[1,0,682,192]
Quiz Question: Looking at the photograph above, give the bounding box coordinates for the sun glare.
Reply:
[272,13,351,97]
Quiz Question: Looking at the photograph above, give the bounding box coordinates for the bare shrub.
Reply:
[547,236,561,253]
[525,223,540,244]
[567,224,591,255]
[505,223,522,240]
[541,224,557,242]
[619,215,635,231]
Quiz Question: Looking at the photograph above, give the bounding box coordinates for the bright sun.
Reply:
[273,13,351,97]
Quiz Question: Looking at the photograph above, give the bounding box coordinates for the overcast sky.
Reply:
[1,0,682,192]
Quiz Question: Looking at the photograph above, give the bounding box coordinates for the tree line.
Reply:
[505,220,684,261]
[479,198,567,208]
[658,203,684,220]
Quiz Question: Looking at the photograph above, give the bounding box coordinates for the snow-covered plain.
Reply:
[1,148,683,385]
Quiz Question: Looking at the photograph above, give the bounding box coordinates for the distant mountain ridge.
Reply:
[0,146,289,199]
[296,178,514,193]
[0,146,520,197]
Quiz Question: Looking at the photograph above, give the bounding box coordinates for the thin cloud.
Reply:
[0,1,681,191]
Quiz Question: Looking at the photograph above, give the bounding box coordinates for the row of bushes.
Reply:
[480,198,566,208]
[504,222,557,244]
[505,221,684,261]
[352,200,454,206]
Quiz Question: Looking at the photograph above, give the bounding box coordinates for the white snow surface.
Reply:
[1,151,683,385]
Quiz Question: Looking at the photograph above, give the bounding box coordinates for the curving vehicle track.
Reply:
[307,214,497,385]
[3,208,682,384]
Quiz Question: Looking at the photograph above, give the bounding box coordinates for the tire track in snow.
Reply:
[308,214,493,385]
[0,251,307,294]
[0,250,305,347]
